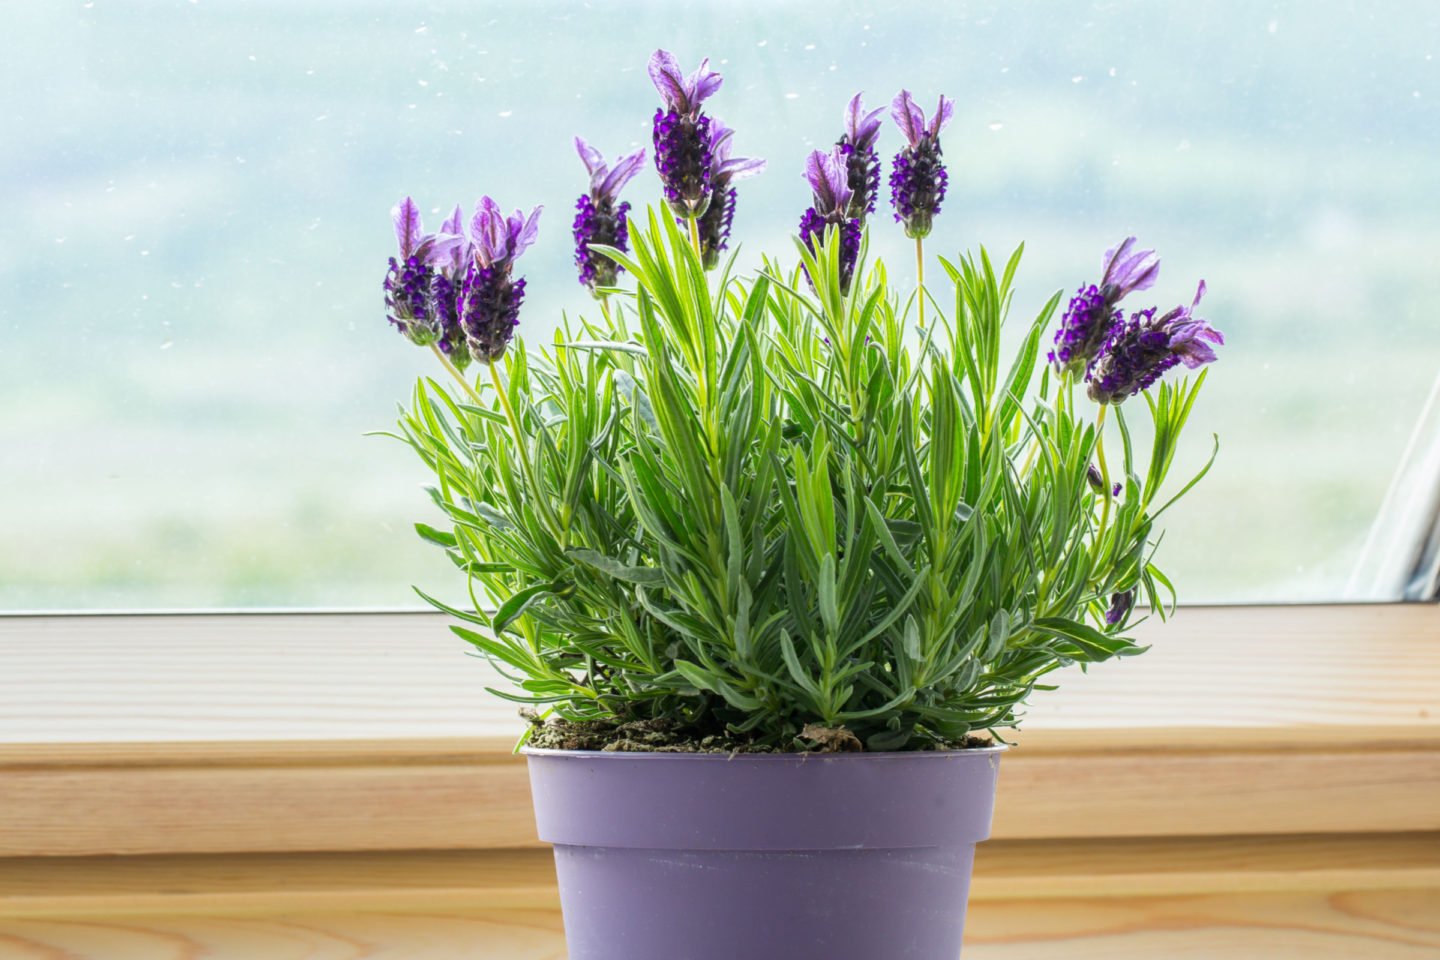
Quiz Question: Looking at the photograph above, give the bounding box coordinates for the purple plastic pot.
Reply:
[524,745,1005,959]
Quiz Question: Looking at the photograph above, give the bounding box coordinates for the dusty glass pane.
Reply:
[3,1,1437,609]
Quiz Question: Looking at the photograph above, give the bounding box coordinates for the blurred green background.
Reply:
[2,0,1436,610]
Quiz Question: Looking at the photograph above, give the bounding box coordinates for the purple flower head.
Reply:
[805,147,854,219]
[432,204,470,277]
[838,92,884,220]
[689,119,765,269]
[890,89,953,149]
[383,197,445,347]
[459,197,541,363]
[888,90,953,240]
[1048,237,1162,376]
[431,204,471,371]
[573,137,645,294]
[576,137,647,203]
[649,50,723,218]
[647,49,722,117]
[1086,282,1224,405]
[470,196,542,270]
[1101,236,1160,301]
[799,148,862,294]
[1105,589,1135,626]
[392,196,427,261]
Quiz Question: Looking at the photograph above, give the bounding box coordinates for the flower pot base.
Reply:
[526,747,1004,960]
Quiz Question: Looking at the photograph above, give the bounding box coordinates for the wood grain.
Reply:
[3,732,1438,857]
[1,837,1437,958]
[1,604,1437,858]
[1,604,1436,744]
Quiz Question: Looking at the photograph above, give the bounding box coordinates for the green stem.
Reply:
[687,214,703,261]
[1094,402,1113,565]
[915,236,926,330]
[429,343,482,406]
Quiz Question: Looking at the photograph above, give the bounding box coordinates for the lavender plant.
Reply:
[381,57,1222,751]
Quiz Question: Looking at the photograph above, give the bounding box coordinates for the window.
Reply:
[5,1,1438,611]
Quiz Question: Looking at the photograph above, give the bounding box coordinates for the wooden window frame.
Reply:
[1,602,1436,857]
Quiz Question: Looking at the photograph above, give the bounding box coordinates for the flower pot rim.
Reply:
[521,743,1008,760]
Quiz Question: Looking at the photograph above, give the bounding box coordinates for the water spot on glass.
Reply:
[1000,66,1010,74]
[54,237,65,244]
[160,341,173,350]
[1177,139,1191,152]
[140,250,151,257]
[407,104,417,110]
[1072,75,1084,84]
[987,121,1003,131]
[124,234,135,241]
[1267,19,1279,34]
[1108,67,1117,77]
[804,44,816,51]
[1414,91,1423,99]
[248,54,257,62]
[498,109,513,118]
[828,64,837,72]
[418,79,429,87]
[784,92,799,100]
[314,114,329,122]
[415,25,429,34]
[757,40,767,47]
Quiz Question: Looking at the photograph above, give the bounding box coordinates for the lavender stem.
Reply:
[915,237,926,330]
[686,214,703,261]
[430,342,483,406]
[1094,402,1113,566]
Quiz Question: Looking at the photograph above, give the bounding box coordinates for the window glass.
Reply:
[4,1,1437,610]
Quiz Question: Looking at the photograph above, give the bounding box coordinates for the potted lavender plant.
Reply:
[380,50,1222,960]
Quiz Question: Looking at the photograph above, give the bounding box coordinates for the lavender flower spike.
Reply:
[384,197,448,348]
[1049,237,1161,376]
[692,120,766,269]
[888,90,953,239]
[799,148,863,294]
[838,93,884,221]
[431,204,473,372]
[573,137,645,295]
[459,197,542,363]
[1086,281,1224,405]
[649,50,723,218]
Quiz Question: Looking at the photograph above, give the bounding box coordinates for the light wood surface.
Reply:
[2,604,1436,744]
[3,730,1438,857]
[1,837,1437,958]
[2,605,1437,956]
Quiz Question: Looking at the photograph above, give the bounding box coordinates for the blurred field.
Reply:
[2,1,1437,610]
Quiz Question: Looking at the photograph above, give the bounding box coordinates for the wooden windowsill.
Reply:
[1,603,1438,856]
[2,604,1437,956]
